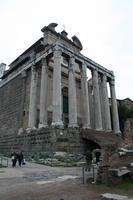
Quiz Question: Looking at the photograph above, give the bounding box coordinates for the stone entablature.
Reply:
[0,23,120,137]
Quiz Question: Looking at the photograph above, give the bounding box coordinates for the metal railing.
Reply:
[82,164,98,184]
[0,156,8,167]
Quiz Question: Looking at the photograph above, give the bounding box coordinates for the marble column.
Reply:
[28,64,38,128]
[92,69,102,130]
[101,74,111,131]
[68,56,78,127]
[110,79,120,134]
[81,62,91,128]
[39,58,48,128]
[52,46,63,127]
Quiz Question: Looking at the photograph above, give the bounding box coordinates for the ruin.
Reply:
[0,23,121,154]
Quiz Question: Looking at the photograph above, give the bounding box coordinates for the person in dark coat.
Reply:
[95,151,101,164]
[17,151,24,167]
[11,151,17,167]
[85,150,92,169]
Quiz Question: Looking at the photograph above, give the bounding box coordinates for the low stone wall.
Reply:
[0,127,82,156]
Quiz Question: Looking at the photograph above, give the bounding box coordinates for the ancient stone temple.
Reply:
[0,23,121,154]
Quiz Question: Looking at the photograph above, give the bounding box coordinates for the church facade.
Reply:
[0,23,121,153]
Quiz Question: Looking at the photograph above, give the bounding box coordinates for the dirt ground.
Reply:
[0,161,133,200]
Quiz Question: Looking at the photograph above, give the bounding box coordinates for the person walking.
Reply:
[17,151,24,167]
[11,151,17,167]
[85,150,92,170]
[95,151,101,164]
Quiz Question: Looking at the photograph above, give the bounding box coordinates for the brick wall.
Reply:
[0,74,25,136]
[124,118,133,144]
[0,127,82,155]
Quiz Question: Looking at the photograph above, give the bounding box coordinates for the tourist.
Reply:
[85,150,92,169]
[17,151,24,167]
[94,150,101,164]
[11,151,17,167]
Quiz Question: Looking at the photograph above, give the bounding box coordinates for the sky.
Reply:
[0,0,133,100]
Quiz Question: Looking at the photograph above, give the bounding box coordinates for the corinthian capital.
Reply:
[110,78,115,86]
[69,56,75,73]
[81,62,87,78]
[53,45,62,58]
[42,57,47,65]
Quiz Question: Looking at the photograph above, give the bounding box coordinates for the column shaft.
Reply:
[102,74,111,131]
[39,58,48,128]
[81,63,91,128]
[28,65,38,128]
[68,57,78,127]
[110,79,120,134]
[92,69,102,130]
[52,47,63,127]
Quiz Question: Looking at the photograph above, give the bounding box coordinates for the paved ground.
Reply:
[0,160,133,200]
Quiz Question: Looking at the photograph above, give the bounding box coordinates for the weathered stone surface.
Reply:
[0,74,25,136]
[39,58,48,127]
[102,193,129,200]
[52,47,63,127]
[68,57,78,127]
[110,79,120,134]
[0,23,121,157]
[81,62,90,128]
[92,69,102,130]
[124,119,133,145]
[0,127,82,155]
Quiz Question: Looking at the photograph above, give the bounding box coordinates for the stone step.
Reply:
[101,193,129,200]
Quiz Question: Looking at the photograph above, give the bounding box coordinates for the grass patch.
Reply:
[94,179,133,191]
[113,179,133,191]
[0,164,6,168]
[35,161,45,165]
[70,160,77,166]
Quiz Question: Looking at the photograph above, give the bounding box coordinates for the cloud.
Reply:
[0,0,132,99]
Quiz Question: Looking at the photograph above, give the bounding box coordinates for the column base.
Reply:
[95,127,103,131]
[17,128,24,136]
[26,127,36,133]
[39,123,48,128]
[51,121,64,128]
[68,123,79,128]
[82,124,91,129]
[105,129,112,133]
[113,130,122,136]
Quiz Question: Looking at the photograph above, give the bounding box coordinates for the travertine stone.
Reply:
[124,119,133,144]
[92,69,102,130]
[68,56,78,127]
[28,64,38,128]
[81,62,91,128]
[102,193,129,200]
[110,79,120,134]
[52,46,63,127]
[39,58,48,128]
[101,74,111,131]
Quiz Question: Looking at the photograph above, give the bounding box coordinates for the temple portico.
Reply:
[27,28,120,134]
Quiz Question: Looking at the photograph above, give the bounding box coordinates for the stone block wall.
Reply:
[0,74,25,136]
[0,127,83,155]
[124,119,133,144]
